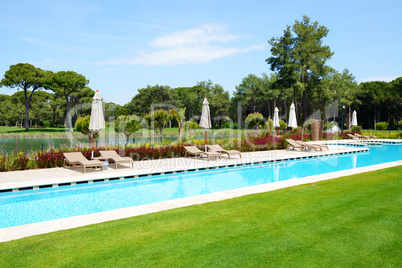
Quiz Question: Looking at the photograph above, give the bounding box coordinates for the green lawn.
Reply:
[0,126,70,134]
[1,166,401,267]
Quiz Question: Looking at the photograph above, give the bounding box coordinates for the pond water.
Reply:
[0,137,183,154]
[0,135,222,154]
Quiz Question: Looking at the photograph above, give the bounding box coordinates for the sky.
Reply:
[0,0,401,105]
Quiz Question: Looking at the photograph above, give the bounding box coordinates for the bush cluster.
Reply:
[376,122,389,130]
[351,126,362,133]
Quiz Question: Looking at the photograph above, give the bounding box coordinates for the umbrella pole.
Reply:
[276,128,279,137]
[205,130,207,152]
[91,133,95,158]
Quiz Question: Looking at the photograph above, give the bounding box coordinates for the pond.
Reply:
[0,131,242,154]
[0,137,181,154]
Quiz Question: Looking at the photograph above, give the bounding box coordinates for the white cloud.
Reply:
[133,45,241,66]
[149,24,239,48]
[98,24,261,66]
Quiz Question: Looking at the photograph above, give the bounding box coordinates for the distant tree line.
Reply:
[1,16,401,131]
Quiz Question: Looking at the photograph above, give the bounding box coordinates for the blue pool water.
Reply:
[1,144,401,228]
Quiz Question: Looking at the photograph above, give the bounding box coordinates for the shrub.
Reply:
[0,155,7,172]
[183,121,198,130]
[75,116,93,141]
[351,126,362,133]
[376,122,389,130]
[362,131,401,139]
[40,120,52,128]
[245,113,263,129]
[279,120,287,130]
[303,119,312,131]
[221,121,238,129]
[323,121,338,131]
[260,118,273,132]
[14,152,30,170]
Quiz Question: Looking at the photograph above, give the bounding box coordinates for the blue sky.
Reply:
[1,0,401,105]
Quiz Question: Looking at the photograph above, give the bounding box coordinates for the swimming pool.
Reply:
[0,143,401,229]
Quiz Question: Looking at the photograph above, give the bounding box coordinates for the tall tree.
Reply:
[0,63,46,131]
[104,102,125,122]
[0,95,14,126]
[175,85,207,120]
[125,85,179,116]
[266,26,296,113]
[388,78,402,126]
[230,74,281,123]
[357,81,391,129]
[44,71,89,132]
[267,16,334,124]
[260,73,281,119]
[175,80,229,127]
[10,91,26,127]
[30,90,52,126]
[48,93,65,125]
[197,80,229,127]
[314,68,357,119]
[69,86,94,127]
[231,74,263,117]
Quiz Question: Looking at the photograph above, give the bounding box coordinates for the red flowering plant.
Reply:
[35,150,65,168]
[124,144,185,160]
[242,132,286,151]
[323,132,337,140]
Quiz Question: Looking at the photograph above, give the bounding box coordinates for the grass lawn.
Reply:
[1,166,401,267]
[0,126,70,134]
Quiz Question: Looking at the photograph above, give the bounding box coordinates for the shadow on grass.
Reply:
[0,127,69,134]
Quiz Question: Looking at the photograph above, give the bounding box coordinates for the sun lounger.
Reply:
[63,152,103,173]
[355,133,370,140]
[184,146,221,160]
[99,150,134,169]
[208,145,241,159]
[295,140,328,152]
[286,139,307,151]
[347,134,358,139]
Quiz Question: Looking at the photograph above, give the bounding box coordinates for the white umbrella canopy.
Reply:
[89,90,105,157]
[288,102,297,129]
[273,106,280,136]
[199,96,211,129]
[351,110,358,126]
[199,97,211,152]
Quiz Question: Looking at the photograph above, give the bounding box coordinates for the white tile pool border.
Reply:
[1,159,401,243]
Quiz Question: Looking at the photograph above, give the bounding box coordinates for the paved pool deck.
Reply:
[1,139,401,242]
